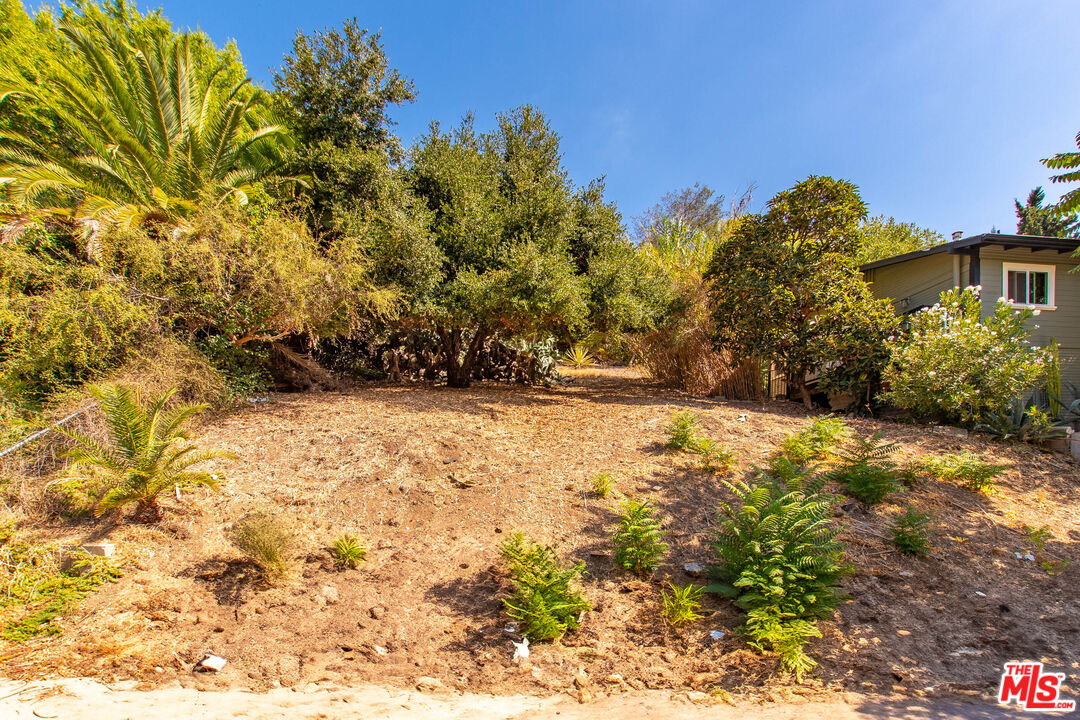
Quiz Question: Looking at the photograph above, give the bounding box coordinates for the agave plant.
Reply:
[57,383,234,520]
[560,343,596,368]
[0,11,294,239]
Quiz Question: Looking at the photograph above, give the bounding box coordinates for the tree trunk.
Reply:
[792,372,813,409]
[438,326,489,388]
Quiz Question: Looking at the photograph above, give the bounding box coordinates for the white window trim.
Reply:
[1002,261,1056,310]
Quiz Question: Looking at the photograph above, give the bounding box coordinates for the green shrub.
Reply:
[779,416,849,464]
[229,512,297,579]
[499,533,590,642]
[890,506,932,556]
[883,287,1049,426]
[591,472,614,498]
[920,452,1008,492]
[612,499,668,576]
[825,432,902,504]
[57,384,234,520]
[661,582,705,626]
[666,410,700,451]
[709,472,850,680]
[0,540,120,641]
[330,534,367,569]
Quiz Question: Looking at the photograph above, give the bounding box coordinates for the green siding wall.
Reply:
[864,253,961,313]
[978,248,1080,392]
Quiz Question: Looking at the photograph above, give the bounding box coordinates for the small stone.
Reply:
[81,543,115,557]
[373,645,388,656]
[320,586,339,604]
[683,562,705,577]
[416,676,444,691]
[369,606,386,620]
[604,673,624,684]
[198,654,227,672]
[377,539,392,549]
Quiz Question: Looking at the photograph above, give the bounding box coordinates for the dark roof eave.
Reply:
[860,233,1079,272]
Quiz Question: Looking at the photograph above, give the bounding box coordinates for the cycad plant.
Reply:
[709,472,850,680]
[57,383,233,520]
[0,11,292,236]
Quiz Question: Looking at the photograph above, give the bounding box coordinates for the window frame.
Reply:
[1001,261,1056,310]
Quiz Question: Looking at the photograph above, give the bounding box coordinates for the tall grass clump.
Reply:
[499,533,590,642]
[709,470,850,680]
[612,499,668,576]
[229,512,297,580]
[661,582,705,626]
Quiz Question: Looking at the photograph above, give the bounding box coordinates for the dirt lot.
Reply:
[3,366,1079,705]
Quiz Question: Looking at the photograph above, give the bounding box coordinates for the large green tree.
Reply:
[705,176,897,407]
[1014,186,1078,237]
[855,216,942,264]
[0,2,290,238]
[1042,130,1080,217]
[273,19,416,231]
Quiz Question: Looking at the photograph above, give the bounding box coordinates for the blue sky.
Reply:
[152,0,1079,237]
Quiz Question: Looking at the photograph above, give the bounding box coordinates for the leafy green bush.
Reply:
[591,472,614,498]
[890,506,932,556]
[499,533,590,642]
[331,535,367,569]
[709,472,850,680]
[825,432,902,504]
[920,452,1009,492]
[661,582,705,626]
[57,384,233,520]
[883,287,1049,426]
[612,499,668,576]
[229,512,297,579]
[779,416,849,464]
[665,410,701,450]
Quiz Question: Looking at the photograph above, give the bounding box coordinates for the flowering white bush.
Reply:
[882,286,1048,426]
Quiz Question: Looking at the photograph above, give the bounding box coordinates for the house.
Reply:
[861,232,1080,392]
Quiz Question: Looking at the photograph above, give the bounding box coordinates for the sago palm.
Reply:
[57,383,234,520]
[0,12,292,237]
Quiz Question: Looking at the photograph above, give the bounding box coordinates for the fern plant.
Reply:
[661,582,705,626]
[499,533,590,642]
[591,472,614,498]
[779,416,849,464]
[690,437,736,473]
[825,432,902,504]
[709,472,850,680]
[612,499,668,576]
[57,384,234,520]
[920,452,1008,492]
[665,410,701,451]
[331,535,367,569]
[561,344,597,368]
[890,506,932,556]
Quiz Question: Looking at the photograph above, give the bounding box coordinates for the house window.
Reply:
[1002,262,1055,309]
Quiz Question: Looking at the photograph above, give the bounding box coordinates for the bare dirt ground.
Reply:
[2,366,1078,711]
